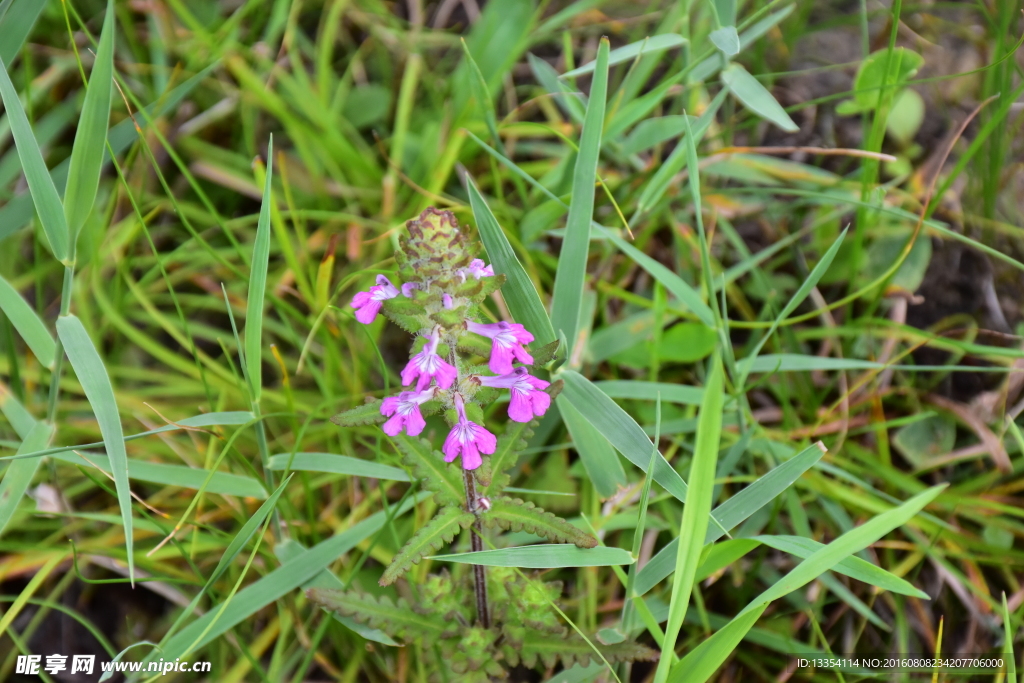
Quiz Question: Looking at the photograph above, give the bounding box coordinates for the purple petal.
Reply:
[382,413,405,436]
[507,390,533,423]
[461,445,482,470]
[472,423,497,454]
[442,428,460,462]
[350,291,371,308]
[530,389,551,418]
[433,360,458,390]
[354,300,383,324]
[401,356,423,387]
[488,344,514,374]
[380,396,400,416]
[405,408,426,436]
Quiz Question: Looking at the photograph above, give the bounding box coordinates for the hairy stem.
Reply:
[463,468,490,628]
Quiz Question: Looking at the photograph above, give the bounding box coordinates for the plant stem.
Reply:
[46,264,76,424]
[463,468,490,629]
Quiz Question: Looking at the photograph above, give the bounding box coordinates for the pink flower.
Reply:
[401,327,458,391]
[401,281,421,298]
[466,320,534,374]
[442,293,454,309]
[459,259,494,280]
[477,368,551,422]
[380,388,435,436]
[442,394,496,470]
[351,275,399,324]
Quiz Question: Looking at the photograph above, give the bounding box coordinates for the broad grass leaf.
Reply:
[654,352,724,683]
[621,115,697,155]
[595,380,704,405]
[0,273,55,368]
[557,394,625,498]
[63,0,115,248]
[550,37,608,357]
[429,544,633,568]
[467,176,555,345]
[244,135,273,402]
[0,382,34,439]
[0,55,71,263]
[561,34,686,79]
[721,63,798,133]
[559,370,692,503]
[0,421,52,539]
[709,27,740,56]
[528,53,585,124]
[0,0,45,64]
[267,452,410,481]
[56,314,134,581]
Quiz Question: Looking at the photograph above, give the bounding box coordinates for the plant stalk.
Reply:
[463,468,490,629]
[46,264,76,424]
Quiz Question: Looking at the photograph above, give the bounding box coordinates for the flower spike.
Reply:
[466,321,534,374]
[351,275,399,324]
[442,394,496,470]
[401,327,458,391]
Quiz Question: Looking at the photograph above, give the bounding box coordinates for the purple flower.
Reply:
[401,281,421,298]
[351,275,399,324]
[460,259,494,280]
[442,293,454,309]
[466,320,534,374]
[401,327,458,391]
[380,388,435,436]
[477,368,551,422]
[442,395,496,470]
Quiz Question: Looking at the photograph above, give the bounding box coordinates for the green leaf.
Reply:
[738,353,882,373]
[244,135,273,402]
[1002,593,1017,683]
[460,38,503,151]
[721,63,798,133]
[559,370,692,504]
[753,535,928,598]
[56,314,134,582]
[0,382,34,439]
[654,352,724,683]
[430,544,633,568]
[0,421,53,540]
[635,442,826,596]
[670,485,946,683]
[275,538,397,646]
[846,48,924,113]
[892,414,955,469]
[467,176,555,345]
[557,395,625,498]
[512,630,659,669]
[595,226,716,328]
[550,37,608,357]
[632,90,725,219]
[485,497,598,548]
[885,88,924,145]
[380,505,475,586]
[307,588,441,640]
[0,0,45,65]
[0,273,55,368]
[527,53,585,124]
[392,434,464,506]
[267,452,410,481]
[694,538,760,582]
[330,399,386,427]
[709,27,740,56]
[0,55,71,263]
[620,115,697,155]
[52,450,266,499]
[596,380,704,405]
[561,34,686,79]
[481,411,536,497]
[148,493,425,662]
[63,0,115,248]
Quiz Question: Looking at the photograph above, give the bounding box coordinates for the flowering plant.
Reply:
[310,208,656,680]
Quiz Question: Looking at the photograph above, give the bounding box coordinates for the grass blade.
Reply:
[467,175,556,345]
[56,314,134,582]
[559,369,692,504]
[561,34,686,79]
[654,352,724,683]
[63,0,115,249]
[550,37,608,357]
[0,0,45,65]
[0,273,56,368]
[557,394,626,498]
[721,63,798,132]
[670,484,946,682]
[267,452,410,481]
[244,135,273,401]
[0,55,71,263]
[0,421,53,539]
[429,544,633,568]
[1002,592,1017,683]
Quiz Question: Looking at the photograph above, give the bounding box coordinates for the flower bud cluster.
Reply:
[349,208,550,470]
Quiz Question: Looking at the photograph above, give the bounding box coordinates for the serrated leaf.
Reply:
[511,630,659,669]
[331,400,386,427]
[481,415,536,497]
[380,506,475,586]
[392,434,465,506]
[485,497,597,548]
[307,588,442,640]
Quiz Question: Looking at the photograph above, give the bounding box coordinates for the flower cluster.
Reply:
[348,208,551,470]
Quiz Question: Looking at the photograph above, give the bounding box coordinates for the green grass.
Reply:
[0,0,1023,681]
